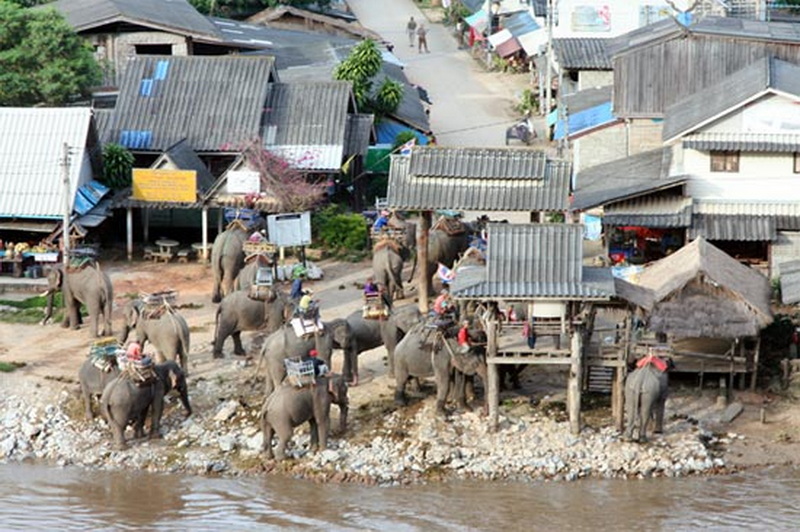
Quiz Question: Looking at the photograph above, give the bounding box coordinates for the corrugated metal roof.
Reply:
[572,148,685,211]
[689,214,776,241]
[563,86,613,114]
[48,0,222,41]
[378,63,431,132]
[503,10,540,39]
[664,57,800,142]
[451,223,614,299]
[604,196,692,228]
[266,145,344,171]
[694,200,800,217]
[387,150,571,212]
[683,131,800,152]
[409,146,548,178]
[607,16,800,58]
[156,139,215,193]
[0,108,93,219]
[779,259,800,304]
[553,38,612,70]
[344,114,374,156]
[102,55,274,152]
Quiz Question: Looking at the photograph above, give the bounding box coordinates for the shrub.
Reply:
[312,205,368,259]
[514,88,539,116]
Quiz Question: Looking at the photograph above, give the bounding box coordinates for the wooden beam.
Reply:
[568,328,583,435]
[751,336,761,391]
[487,319,499,431]
[126,206,133,262]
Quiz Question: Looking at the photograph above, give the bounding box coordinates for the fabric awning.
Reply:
[488,28,513,48]
[496,36,522,58]
[465,9,489,33]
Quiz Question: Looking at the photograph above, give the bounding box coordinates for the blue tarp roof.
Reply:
[73,180,110,216]
[503,10,540,38]
[554,101,616,139]
[376,120,430,145]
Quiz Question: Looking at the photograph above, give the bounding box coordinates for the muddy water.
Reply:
[1,464,798,530]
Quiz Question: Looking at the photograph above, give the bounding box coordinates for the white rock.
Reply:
[245,432,264,451]
[218,435,237,452]
[0,436,16,457]
[214,401,239,422]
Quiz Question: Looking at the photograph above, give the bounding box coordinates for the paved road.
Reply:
[346,0,530,147]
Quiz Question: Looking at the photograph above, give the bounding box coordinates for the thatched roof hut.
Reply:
[615,238,773,338]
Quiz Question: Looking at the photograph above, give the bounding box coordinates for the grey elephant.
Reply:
[343,304,421,384]
[393,323,488,415]
[119,300,191,373]
[100,361,191,450]
[260,320,350,397]
[624,360,673,443]
[42,261,113,338]
[234,254,274,292]
[424,217,486,295]
[78,357,120,419]
[260,374,349,461]
[372,221,416,301]
[211,222,249,303]
[213,288,291,358]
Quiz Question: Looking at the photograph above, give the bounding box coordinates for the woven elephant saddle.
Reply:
[66,257,96,273]
[122,357,157,386]
[88,338,121,372]
[432,217,465,236]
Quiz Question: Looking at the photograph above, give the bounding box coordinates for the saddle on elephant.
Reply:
[88,337,122,372]
[372,237,402,255]
[140,289,178,319]
[636,353,669,372]
[119,346,157,386]
[431,216,465,236]
[66,256,97,273]
[362,293,389,319]
[284,357,317,387]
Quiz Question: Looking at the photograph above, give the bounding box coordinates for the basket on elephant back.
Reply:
[89,337,122,372]
[243,241,277,255]
[432,216,465,236]
[371,227,406,247]
[362,294,389,319]
[141,289,177,307]
[284,358,315,387]
[248,283,274,301]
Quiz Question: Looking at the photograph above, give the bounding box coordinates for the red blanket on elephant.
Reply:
[636,355,668,372]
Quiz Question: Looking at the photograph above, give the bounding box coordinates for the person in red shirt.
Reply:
[457,319,471,353]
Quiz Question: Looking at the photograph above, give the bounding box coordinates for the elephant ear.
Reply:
[129,303,141,327]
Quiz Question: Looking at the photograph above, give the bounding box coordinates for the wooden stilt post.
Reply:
[751,336,761,391]
[487,319,499,431]
[417,211,431,314]
[568,326,583,435]
[201,206,209,263]
[143,207,150,245]
[126,206,133,262]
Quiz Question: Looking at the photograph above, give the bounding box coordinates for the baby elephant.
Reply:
[260,374,348,461]
[78,357,121,419]
[100,361,191,450]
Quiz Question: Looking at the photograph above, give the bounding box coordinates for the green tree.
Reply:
[101,144,134,190]
[187,0,330,17]
[333,39,403,121]
[0,1,101,106]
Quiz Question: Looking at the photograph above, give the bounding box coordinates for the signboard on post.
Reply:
[132,169,197,202]
[226,170,261,194]
[267,212,311,247]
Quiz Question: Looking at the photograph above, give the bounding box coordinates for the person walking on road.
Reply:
[417,24,429,53]
[406,16,417,47]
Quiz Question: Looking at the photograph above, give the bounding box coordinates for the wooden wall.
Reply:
[613,35,800,118]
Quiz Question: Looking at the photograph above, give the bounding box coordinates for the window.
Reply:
[710,151,740,173]
[795,153,800,174]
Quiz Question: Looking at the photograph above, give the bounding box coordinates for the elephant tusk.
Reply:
[40,290,51,298]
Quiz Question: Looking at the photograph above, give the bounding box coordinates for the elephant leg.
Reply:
[435,369,450,416]
[260,408,275,459]
[623,392,637,441]
[318,414,330,453]
[111,420,128,450]
[232,332,246,357]
[394,367,410,406]
[653,392,667,434]
[149,387,164,440]
[81,385,94,420]
[134,412,147,439]
[274,429,290,461]
[309,418,319,452]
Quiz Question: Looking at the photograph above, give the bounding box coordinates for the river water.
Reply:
[1,464,799,531]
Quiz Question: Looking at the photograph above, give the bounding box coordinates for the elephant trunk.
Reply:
[118,323,131,344]
[42,289,56,325]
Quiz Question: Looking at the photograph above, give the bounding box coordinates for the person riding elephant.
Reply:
[259,319,351,396]
[119,299,191,374]
[624,355,674,443]
[211,220,249,303]
[393,322,488,415]
[42,260,114,338]
[100,361,191,450]
[212,288,291,358]
[343,304,421,385]
[260,373,348,461]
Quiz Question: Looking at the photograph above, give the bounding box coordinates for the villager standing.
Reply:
[406,16,418,47]
[417,24,430,53]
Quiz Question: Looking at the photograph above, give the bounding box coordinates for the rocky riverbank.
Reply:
[0,365,742,485]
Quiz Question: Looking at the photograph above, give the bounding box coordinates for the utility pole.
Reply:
[544,0,555,117]
[61,143,71,270]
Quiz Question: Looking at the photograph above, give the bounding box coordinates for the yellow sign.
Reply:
[132,169,197,202]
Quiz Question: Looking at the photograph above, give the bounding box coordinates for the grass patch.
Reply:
[0,293,61,309]
[0,361,26,372]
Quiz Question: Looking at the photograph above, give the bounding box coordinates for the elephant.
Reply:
[343,304,421,384]
[119,300,191,374]
[100,361,191,450]
[234,254,274,293]
[78,357,121,419]
[260,320,349,397]
[212,288,291,358]
[371,220,416,301]
[211,222,249,303]
[260,374,349,461]
[623,360,673,443]
[424,217,485,295]
[393,323,488,415]
[42,261,113,338]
